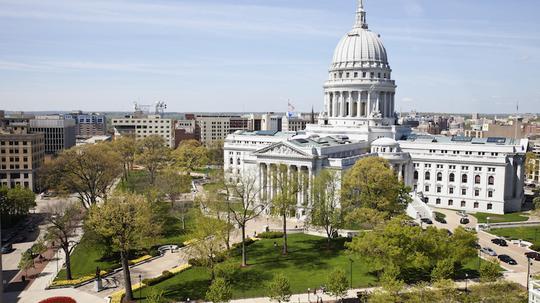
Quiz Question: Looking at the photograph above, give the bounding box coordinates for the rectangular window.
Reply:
[461,201,466,207]
[462,188,467,195]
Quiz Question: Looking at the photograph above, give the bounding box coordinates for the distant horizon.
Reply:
[1,0,539,114]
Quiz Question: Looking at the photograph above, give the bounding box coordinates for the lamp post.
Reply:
[528,257,532,292]
[349,258,354,289]
[465,273,469,294]
[138,274,142,302]
[307,288,311,302]
[486,217,490,229]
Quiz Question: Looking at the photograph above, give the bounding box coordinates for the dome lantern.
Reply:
[355,0,368,30]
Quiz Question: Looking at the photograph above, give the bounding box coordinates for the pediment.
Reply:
[254,142,314,159]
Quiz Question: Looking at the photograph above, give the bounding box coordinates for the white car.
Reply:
[480,247,497,257]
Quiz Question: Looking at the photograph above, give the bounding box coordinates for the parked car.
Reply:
[491,238,508,247]
[457,211,468,218]
[0,244,14,254]
[434,216,447,224]
[525,251,540,261]
[421,218,433,225]
[480,247,497,257]
[460,217,470,225]
[498,254,517,265]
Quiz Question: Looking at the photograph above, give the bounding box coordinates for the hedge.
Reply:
[257,231,284,239]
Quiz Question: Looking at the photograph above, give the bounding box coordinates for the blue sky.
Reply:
[0,0,539,114]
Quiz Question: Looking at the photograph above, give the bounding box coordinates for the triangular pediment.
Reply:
[254,142,314,159]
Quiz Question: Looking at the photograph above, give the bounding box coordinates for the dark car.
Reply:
[434,216,447,224]
[421,218,433,225]
[525,251,540,261]
[460,217,470,225]
[0,244,14,254]
[491,238,508,247]
[498,254,517,265]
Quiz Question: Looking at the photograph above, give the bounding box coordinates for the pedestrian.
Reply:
[273,241,277,248]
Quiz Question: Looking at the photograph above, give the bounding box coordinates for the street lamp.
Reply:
[528,257,533,292]
[486,217,490,228]
[138,274,142,302]
[307,288,311,302]
[465,273,469,294]
[349,258,354,289]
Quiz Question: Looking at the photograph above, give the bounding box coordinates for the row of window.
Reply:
[0,141,32,146]
[430,198,493,210]
[415,172,495,185]
[422,185,494,198]
[333,71,389,80]
[427,149,499,156]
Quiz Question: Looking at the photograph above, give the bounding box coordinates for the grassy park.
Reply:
[491,226,540,247]
[140,233,484,302]
[472,212,529,224]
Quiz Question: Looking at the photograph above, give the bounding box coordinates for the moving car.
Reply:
[0,243,14,254]
[525,251,540,261]
[420,218,433,225]
[491,238,508,247]
[460,217,470,225]
[480,247,497,257]
[498,254,517,265]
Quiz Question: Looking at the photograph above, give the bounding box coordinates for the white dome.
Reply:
[372,137,399,147]
[332,29,388,69]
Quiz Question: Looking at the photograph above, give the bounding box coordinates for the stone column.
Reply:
[398,164,403,181]
[367,91,371,117]
[348,92,353,117]
[375,92,380,113]
[357,91,362,117]
[340,92,346,117]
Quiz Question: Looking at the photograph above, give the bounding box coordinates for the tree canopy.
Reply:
[173,139,209,172]
[308,169,343,245]
[136,135,171,185]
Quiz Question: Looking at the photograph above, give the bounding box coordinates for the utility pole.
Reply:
[528,257,532,292]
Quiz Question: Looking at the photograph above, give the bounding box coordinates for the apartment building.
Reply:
[64,111,107,138]
[112,114,174,148]
[0,128,45,191]
[29,116,76,155]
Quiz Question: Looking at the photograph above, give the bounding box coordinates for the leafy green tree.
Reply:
[215,262,239,283]
[467,281,527,303]
[227,172,266,266]
[534,197,540,211]
[39,143,122,209]
[173,139,209,172]
[526,152,539,178]
[404,282,435,303]
[86,193,160,302]
[18,250,35,277]
[341,157,410,218]
[479,258,502,282]
[45,202,83,280]
[267,273,292,303]
[136,135,171,185]
[0,186,36,227]
[431,279,460,303]
[271,164,301,255]
[113,135,138,181]
[189,214,228,280]
[31,239,47,259]
[326,268,349,302]
[207,140,224,166]
[309,170,343,247]
[431,258,455,282]
[156,168,192,207]
[206,277,233,303]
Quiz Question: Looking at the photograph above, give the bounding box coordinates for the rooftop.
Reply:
[402,134,519,146]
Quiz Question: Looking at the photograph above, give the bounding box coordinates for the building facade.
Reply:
[64,111,107,138]
[528,139,540,185]
[0,129,45,191]
[112,114,174,148]
[29,116,76,155]
[223,0,527,217]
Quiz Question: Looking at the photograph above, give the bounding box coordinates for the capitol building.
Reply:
[224,0,528,218]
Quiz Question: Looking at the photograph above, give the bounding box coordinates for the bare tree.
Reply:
[45,201,83,280]
[227,171,266,267]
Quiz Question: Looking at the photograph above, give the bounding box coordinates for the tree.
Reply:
[341,157,410,218]
[326,268,349,302]
[271,164,301,255]
[18,250,35,277]
[309,169,343,247]
[431,258,455,282]
[113,135,138,181]
[526,152,539,178]
[198,186,233,250]
[45,202,83,280]
[40,143,122,209]
[346,216,477,280]
[467,281,527,303]
[86,193,160,302]
[188,214,228,280]
[173,139,209,172]
[0,186,36,227]
[227,172,266,266]
[207,140,224,166]
[267,273,292,303]
[479,258,502,282]
[206,277,233,303]
[156,168,192,207]
[136,135,171,185]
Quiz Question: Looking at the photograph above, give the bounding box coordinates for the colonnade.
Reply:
[325,91,395,118]
[259,163,313,211]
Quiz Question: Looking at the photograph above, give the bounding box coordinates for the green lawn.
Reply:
[490,226,540,247]
[472,212,529,224]
[56,210,194,281]
[140,233,484,302]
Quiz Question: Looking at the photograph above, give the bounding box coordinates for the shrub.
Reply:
[258,232,284,239]
[530,245,540,252]
[39,297,76,303]
[231,238,256,250]
[142,270,174,286]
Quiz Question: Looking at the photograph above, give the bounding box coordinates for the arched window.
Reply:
[488,176,494,185]
[475,175,481,184]
[449,173,455,182]
[229,158,233,165]
[462,174,468,183]
[437,172,443,181]
[414,171,418,180]
[425,172,431,181]
[461,201,466,207]
[237,158,241,165]
[448,199,454,206]
[487,203,493,210]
